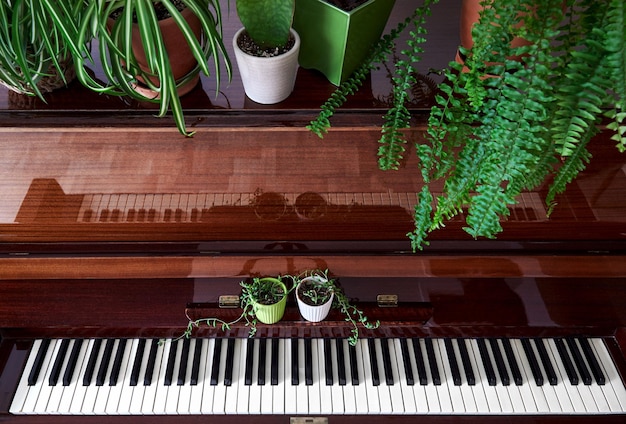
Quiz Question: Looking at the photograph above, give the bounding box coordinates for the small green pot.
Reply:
[293,0,395,85]
[252,278,288,324]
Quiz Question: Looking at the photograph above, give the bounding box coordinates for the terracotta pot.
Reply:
[456,0,532,67]
[127,7,202,97]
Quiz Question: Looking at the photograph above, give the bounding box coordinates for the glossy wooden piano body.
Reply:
[0,1,625,422]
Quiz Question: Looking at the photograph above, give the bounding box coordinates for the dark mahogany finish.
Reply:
[0,1,625,422]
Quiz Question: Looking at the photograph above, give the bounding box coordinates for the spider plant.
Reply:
[0,0,83,99]
[73,0,232,136]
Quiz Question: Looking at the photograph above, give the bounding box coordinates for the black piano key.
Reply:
[566,338,592,385]
[28,339,51,386]
[99,209,109,222]
[477,338,497,386]
[164,339,178,386]
[336,338,347,386]
[224,338,235,386]
[143,339,159,386]
[96,339,115,386]
[163,209,172,222]
[270,338,279,385]
[190,338,203,386]
[399,338,414,386]
[348,343,359,385]
[210,338,223,386]
[368,338,380,386]
[63,339,83,386]
[521,338,543,386]
[109,339,127,386]
[111,209,121,222]
[534,339,558,385]
[501,338,522,386]
[127,208,136,221]
[578,337,605,385]
[244,339,255,386]
[324,338,333,385]
[291,338,299,386]
[444,339,461,386]
[305,338,313,386]
[49,339,70,386]
[381,338,394,386]
[424,338,441,386]
[489,338,510,386]
[258,338,267,386]
[457,339,476,386]
[555,338,578,385]
[83,339,102,386]
[411,338,428,385]
[148,208,157,222]
[177,337,191,386]
[130,339,146,387]
[137,209,146,222]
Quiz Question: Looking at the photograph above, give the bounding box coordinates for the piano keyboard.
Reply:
[76,192,548,224]
[10,337,625,415]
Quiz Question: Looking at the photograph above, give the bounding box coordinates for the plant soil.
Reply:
[297,280,331,306]
[323,0,369,12]
[237,31,296,58]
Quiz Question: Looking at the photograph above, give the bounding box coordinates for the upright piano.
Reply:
[0,2,625,422]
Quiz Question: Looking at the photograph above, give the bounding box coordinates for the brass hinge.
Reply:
[377,294,398,307]
[218,295,240,308]
[290,418,328,424]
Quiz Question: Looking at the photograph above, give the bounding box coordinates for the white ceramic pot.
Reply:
[233,27,300,104]
[296,276,334,322]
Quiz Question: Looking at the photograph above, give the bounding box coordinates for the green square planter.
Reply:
[293,0,395,86]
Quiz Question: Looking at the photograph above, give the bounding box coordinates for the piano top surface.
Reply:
[0,0,624,258]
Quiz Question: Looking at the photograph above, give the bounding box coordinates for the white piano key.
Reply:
[259,339,273,414]
[67,339,96,414]
[56,340,90,414]
[163,340,183,414]
[591,338,626,412]
[485,340,514,413]
[247,339,262,414]
[463,339,489,413]
[359,339,380,414]
[283,338,297,414]
[317,339,333,414]
[509,339,542,413]
[469,339,501,413]
[341,339,357,414]
[494,339,524,413]
[308,339,321,415]
[32,339,61,414]
[543,339,575,413]
[188,339,207,414]
[414,339,441,413]
[352,338,370,414]
[9,339,45,414]
[436,339,465,413]
[272,338,286,414]
[554,339,597,413]
[385,339,405,414]
[211,339,229,414]
[296,339,309,414]
[329,339,345,414]
[106,339,134,414]
[152,340,174,414]
[177,338,196,414]
[127,339,154,414]
[92,339,119,414]
[200,338,216,414]
[453,339,478,413]
[393,339,417,413]
[429,339,453,413]
[236,338,252,414]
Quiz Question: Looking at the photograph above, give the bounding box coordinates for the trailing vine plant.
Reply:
[308,0,626,251]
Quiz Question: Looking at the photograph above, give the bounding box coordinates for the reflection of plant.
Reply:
[309,0,626,251]
[181,276,291,339]
[295,269,379,346]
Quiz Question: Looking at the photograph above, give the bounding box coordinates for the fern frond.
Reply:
[407,186,434,251]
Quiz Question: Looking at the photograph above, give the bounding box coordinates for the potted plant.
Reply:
[294,269,379,346]
[308,0,626,251]
[233,0,300,104]
[0,1,82,100]
[293,0,395,86]
[72,0,232,136]
[181,275,291,339]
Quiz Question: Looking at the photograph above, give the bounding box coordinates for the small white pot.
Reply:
[296,276,334,322]
[233,27,300,104]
